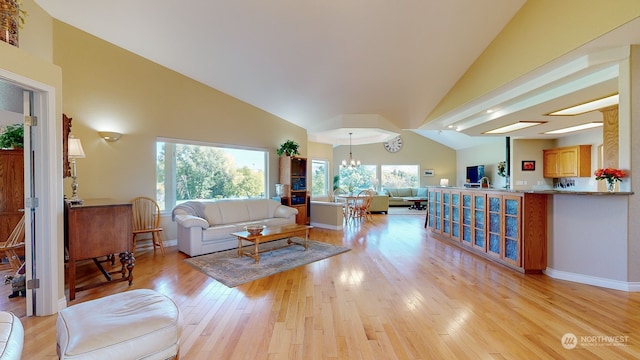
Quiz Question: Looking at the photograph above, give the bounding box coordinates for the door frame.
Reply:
[1,68,62,316]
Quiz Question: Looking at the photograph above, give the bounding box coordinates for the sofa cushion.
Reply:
[417,187,427,197]
[396,188,413,197]
[246,199,270,220]
[202,224,239,242]
[218,200,251,224]
[203,202,223,226]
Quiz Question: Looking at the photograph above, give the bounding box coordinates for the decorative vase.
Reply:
[607,181,616,192]
[0,0,20,47]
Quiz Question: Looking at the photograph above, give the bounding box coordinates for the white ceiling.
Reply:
[33,1,640,149]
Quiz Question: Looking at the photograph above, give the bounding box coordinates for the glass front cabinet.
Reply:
[426,187,547,273]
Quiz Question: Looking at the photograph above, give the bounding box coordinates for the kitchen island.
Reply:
[426,187,635,290]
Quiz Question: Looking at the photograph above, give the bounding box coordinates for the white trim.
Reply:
[544,267,639,292]
[310,221,343,231]
[0,69,62,316]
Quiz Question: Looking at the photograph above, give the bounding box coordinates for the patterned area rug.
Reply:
[184,239,350,287]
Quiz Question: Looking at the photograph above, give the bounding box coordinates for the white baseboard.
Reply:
[58,296,68,312]
[310,222,343,231]
[544,267,640,292]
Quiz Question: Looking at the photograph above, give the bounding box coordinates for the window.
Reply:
[311,159,329,197]
[381,165,419,188]
[156,139,267,211]
[339,165,377,193]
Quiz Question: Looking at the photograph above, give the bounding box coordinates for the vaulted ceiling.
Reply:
[34,1,640,149]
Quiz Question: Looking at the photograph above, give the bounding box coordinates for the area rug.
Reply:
[184,239,350,287]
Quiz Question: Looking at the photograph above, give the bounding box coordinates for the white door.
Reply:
[22,90,35,315]
[1,73,61,316]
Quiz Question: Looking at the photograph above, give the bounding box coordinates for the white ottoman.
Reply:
[0,312,23,360]
[57,289,182,360]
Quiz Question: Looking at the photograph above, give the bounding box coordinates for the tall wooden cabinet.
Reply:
[427,187,547,273]
[0,149,24,243]
[279,156,309,225]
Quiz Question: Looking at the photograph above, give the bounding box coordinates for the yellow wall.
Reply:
[53,21,307,202]
[332,131,457,188]
[19,0,53,63]
[426,0,640,123]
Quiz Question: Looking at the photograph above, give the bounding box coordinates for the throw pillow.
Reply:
[417,187,427,197]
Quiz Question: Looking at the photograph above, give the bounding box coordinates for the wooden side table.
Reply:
[64,200,134,300]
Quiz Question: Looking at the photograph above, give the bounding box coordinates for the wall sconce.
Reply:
[440,178,449,187]
[98,131,122,142]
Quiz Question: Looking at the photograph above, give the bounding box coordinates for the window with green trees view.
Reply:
[381,165,419,188]
[311,159,329,197]
[339,165,377,193]
[156,140,267,211]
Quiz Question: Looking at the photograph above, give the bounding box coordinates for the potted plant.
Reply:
[0,124,23,149]
[276,140,300,157]
[0,0,28,47]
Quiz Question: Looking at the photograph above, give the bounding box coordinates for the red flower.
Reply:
[594,168,626,183]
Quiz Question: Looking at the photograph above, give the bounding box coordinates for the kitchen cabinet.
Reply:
[543,145,591,178]
[427,187,547,273]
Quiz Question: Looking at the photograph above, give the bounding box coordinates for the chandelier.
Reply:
[341,132,361,169]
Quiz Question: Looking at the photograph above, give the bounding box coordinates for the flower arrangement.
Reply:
[594,168,626,191]
[497,161,506,177]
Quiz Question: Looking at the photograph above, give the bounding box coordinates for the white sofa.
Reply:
[172,199,298,256]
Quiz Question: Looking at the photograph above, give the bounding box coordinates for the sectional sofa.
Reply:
[381,187,428,206]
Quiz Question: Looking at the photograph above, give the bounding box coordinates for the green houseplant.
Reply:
[276,140,300,157]
[0,124,23,149]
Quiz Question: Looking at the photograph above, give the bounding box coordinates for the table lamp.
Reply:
[68,135,86,204]
[440,178,449,187]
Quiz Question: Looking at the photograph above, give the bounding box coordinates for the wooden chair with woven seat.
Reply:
[348,190,374,222]
[0,214,25,273]
[131,197,165,256]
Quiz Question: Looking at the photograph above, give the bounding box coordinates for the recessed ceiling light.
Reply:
[543,122,603,134]
[549,94,618,116]
[486,109,494,114]
[484,121,546,134]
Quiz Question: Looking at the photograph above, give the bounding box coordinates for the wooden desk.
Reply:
[65,200,135,300]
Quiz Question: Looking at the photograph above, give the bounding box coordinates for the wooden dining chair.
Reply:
[131,197,165,255]
[348,190,374,222]
[0,215,25,273]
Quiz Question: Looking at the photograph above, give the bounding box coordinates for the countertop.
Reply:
[428,186,634,196]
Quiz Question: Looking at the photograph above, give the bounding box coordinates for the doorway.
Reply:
[0,74,62,316]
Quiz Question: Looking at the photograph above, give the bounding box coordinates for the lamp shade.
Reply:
[68,137,86,158]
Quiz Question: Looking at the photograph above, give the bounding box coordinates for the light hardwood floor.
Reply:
[5,213,640,359]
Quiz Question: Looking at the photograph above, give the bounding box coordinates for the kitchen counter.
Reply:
[435,186,633,196]
[427,186,636,291]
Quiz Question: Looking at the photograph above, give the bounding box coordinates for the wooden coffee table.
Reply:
[403,197,428,210]
[232,224,312,264]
